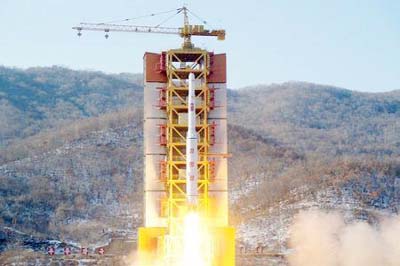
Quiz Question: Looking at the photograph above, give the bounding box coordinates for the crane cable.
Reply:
[154,8,183,28]
[187,8,220,31]
[154,7,211,28]
[99,8,181,24]
[92,7,213,30]
[187,9,208,25]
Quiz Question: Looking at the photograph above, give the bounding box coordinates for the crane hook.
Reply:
[76,27,82,37]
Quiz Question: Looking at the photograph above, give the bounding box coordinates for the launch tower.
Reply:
[73,6,234,266]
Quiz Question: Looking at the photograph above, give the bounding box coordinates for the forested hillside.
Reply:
[229,82,400,156]
[1,66,399,265]
[2,66,399,156]
[0,66,142,146]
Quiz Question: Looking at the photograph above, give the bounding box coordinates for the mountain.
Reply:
[2,66,400,156]
[1,66,400,265]
[229,82,400,156]
[0,66,142,147]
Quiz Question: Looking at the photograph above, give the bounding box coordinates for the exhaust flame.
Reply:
[180,212,211,266]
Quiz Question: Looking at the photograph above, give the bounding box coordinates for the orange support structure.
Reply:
[160,160,167,181]
[157,87,167,109]
[210,121,217,145]
[159,124,167,146]
[209,87,216,110]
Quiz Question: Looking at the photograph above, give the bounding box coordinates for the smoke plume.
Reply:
[288,210,400,266]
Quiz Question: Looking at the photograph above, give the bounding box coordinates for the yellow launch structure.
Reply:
[141,47,234,266]
[74,6,234,266]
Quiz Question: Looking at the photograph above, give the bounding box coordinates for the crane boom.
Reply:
[73,23,180,35]
[72,6,225,49]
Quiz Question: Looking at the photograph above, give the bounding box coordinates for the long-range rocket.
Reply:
[186,73,198,207]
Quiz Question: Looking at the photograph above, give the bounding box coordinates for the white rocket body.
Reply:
[186,73,199,207]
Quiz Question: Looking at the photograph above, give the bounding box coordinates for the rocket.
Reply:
[186,73,199,207]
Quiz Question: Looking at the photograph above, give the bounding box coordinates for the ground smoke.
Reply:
[288,210,400,266]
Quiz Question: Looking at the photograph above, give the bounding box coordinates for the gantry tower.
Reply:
[73,7,234,266]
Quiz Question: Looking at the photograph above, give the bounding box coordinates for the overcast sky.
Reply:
[1,0,399,92]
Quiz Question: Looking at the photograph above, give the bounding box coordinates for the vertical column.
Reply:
[208,53,228,226]
[143,52,168,227]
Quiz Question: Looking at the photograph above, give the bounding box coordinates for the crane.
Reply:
[72,6,225,49]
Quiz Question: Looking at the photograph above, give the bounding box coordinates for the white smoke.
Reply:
[288,210,400,266]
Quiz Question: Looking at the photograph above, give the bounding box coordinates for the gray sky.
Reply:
[1,0,399,92]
